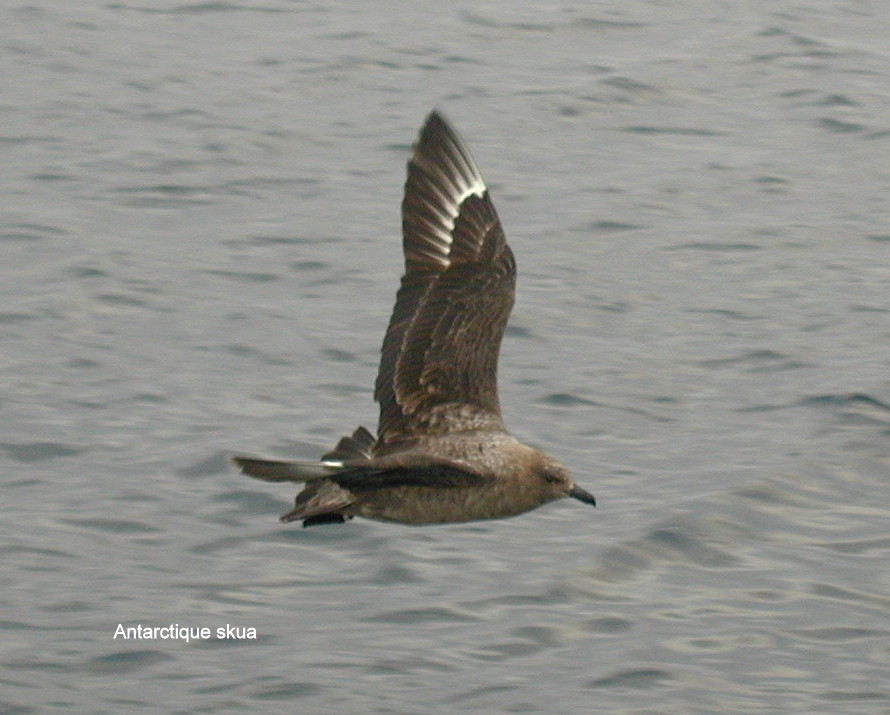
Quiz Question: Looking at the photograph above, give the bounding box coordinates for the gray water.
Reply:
[3,1,889,713]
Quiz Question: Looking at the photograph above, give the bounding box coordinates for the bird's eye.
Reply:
[544,473,559,484]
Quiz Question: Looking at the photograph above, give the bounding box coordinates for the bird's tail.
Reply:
[233,426,375,483]
[231,456,345,482]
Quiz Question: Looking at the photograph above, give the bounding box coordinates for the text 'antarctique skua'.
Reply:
[232,111,596,527]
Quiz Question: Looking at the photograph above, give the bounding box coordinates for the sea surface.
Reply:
[3,1,889,713]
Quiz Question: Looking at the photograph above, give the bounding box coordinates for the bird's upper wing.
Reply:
[374,111,516,450]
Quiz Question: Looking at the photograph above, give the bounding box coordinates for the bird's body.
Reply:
[233,111,596,527]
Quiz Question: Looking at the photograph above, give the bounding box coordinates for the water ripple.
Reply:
[84,650,174,675]
[0,442,84,462]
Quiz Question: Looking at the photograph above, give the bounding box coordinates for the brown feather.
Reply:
[374,111,516,449]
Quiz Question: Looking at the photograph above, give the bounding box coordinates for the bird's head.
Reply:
[533,454,596,507]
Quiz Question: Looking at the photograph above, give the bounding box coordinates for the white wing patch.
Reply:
[436,159,486,252]
[404,112,489,269]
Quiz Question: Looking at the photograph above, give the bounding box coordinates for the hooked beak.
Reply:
[568,484,596,507]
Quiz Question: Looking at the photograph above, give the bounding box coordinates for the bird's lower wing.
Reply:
[331,462,492,491]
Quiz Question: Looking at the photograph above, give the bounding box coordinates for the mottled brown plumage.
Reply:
[232,111,595,527]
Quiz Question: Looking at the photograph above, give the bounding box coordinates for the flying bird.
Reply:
[233,111,596,527]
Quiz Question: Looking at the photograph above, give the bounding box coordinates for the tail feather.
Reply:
[280,480,355,525]
[232,456,344,482]
[233,425,376,483]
